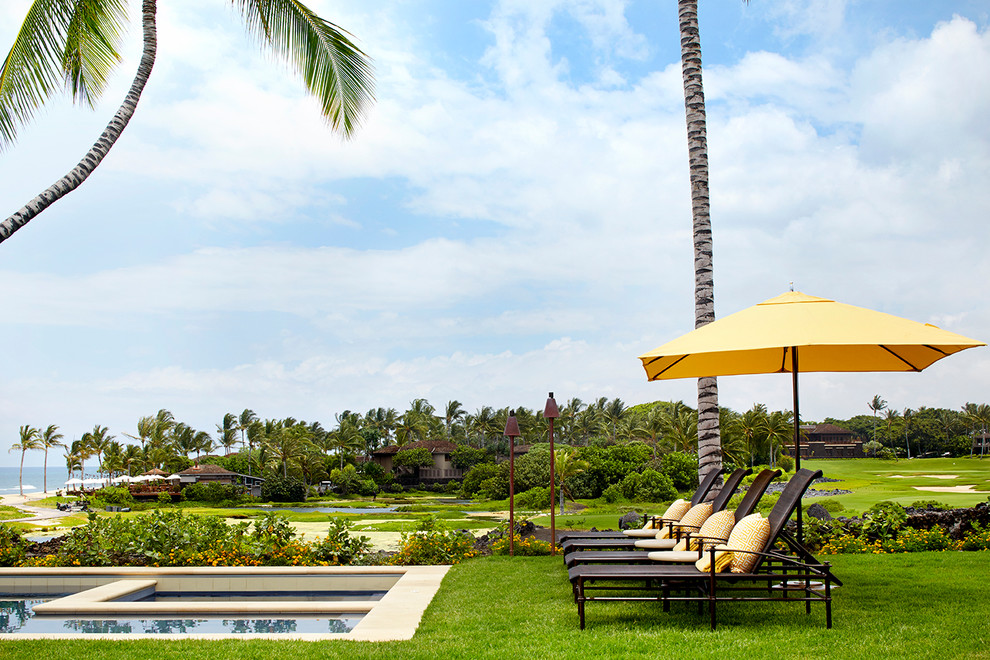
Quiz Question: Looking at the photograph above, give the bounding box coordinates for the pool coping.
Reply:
[0,565,450,641]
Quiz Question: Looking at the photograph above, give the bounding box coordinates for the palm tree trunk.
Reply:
[18,449,26,497]
[678,0,721,484]
[0,0,158,244]
[43,448,48,493]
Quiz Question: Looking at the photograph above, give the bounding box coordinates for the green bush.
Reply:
[261,473,306,502]
[389,517,477,565]
[460,463,501,497]
[91,486,134,507]
[636,469,677,502]
[909,500,949,510]
[183,481,244,504]
[479,474,509,500]
[660,452,698,491]
[861,501,907,542]
[156,491,173,507]
[601,483,624,504]
[309,519,372,565]
[776,453,795,472]
[515,486,550,510]
[959,523,990,551]
[0,524,27,566]
[329,465,363,496]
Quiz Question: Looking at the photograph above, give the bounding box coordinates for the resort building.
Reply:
[176,464,264,497]
[371,440,463,483]
[785,423,865,459]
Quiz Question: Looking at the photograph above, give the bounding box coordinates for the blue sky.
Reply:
[2,0,989,466]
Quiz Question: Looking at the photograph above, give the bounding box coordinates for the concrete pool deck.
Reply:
[0,565,450,641]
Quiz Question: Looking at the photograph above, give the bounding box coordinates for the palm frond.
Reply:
[62,0,127,107]
[0,0,75,149]
[0,0,127,151]
[233,0,375,138]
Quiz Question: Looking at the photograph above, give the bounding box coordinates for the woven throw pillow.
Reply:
[695,544,732,573]
[677,509,736,552]
[727,513,770,574]
[655,499,691,539]
[674,502,713,534]
[694,509,736,551]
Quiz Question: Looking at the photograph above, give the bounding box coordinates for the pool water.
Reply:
[0,598,361,635]
[143,590,386,602]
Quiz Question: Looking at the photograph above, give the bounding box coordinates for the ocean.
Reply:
[0,465,71,496]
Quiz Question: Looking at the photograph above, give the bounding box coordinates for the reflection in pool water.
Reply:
[1,598,360,635]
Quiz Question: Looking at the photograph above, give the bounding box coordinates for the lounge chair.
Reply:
[560,468,751,554]
[567,468,841,630]
[558,467,726,544]
[563,468,779,568]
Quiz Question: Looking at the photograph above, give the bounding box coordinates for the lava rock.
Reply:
[805,503,832,520]
[619,512,644,530]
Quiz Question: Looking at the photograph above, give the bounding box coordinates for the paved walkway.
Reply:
[0,492,74,524]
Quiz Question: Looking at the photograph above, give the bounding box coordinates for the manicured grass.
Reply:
[0,505,28,521]
[805,457,990,513]
[4,552,989,658]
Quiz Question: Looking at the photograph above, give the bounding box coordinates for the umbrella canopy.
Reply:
[640,291,985,380]
[64,478,84,486]
[639,291,985,542]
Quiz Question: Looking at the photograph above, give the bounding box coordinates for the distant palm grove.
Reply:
[9,397,990,498]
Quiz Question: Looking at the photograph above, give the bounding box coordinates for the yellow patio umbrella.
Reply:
[639,291,985,539]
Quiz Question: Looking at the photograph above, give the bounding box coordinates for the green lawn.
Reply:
[3,552,988,659]
[804,457,990,513]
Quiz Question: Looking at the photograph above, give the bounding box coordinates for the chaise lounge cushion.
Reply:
[623,499,691,537]
[726,513,770,573]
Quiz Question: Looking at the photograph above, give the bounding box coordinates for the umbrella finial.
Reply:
[789,281,794,291]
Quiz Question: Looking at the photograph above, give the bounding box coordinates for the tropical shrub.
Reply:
[660,452,698,491]
[91,486,134,507]
[390,517,476,565]
[958,523,990,551]
[515,486,551,510]
[479,474,509,500]
[861,501,908,542]
[450,445,491,471]
[261,473,306,502]
[329,464,363,496]
[309,519,372,565]
[491,533,552,556]
[0,524,27,566]
[601,483,624,504]
[182,481,244,505]
[636,469,678,502]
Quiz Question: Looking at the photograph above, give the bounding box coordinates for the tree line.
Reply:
[9,396,989,498]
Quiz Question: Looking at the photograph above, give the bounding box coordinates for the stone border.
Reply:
[0,565,450,641]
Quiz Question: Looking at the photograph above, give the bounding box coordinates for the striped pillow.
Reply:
[727,513,770,574]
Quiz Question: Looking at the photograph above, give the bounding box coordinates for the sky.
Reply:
[2,0,989,467]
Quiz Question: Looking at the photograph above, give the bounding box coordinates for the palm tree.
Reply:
[902,407,914,459]
[124,415,154,450]
[9,425,41,496]
[0,0,375,245]
[122,443,143,476]
[444,400,466,439]
[238,409,259,476]
[734,403,767,466]
[63,443,82,481]
[216,413,239,455]
[82,425,115,477]
[868,395,887,456]
[554,447,588,515]
[761,410,793,469]
[677,0,721,484]
[38,424,64,493]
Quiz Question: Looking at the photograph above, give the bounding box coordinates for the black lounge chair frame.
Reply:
[564,468,780,568]
[558,466,727,544]
[568,468,842,631]
[560,467,752,554]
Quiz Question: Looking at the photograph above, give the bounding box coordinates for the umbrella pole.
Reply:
[791,346,803,545]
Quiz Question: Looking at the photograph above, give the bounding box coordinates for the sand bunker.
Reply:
[889,474,959,479]
[913,485,982,493]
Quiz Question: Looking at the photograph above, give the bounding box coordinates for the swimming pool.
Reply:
[0,565,448,641]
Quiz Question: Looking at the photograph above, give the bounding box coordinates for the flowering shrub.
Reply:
[390,516,477,565]
[491,534,552,556]
[958,523,990,551]
[14,509,372,568]
[0,524,27,566]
